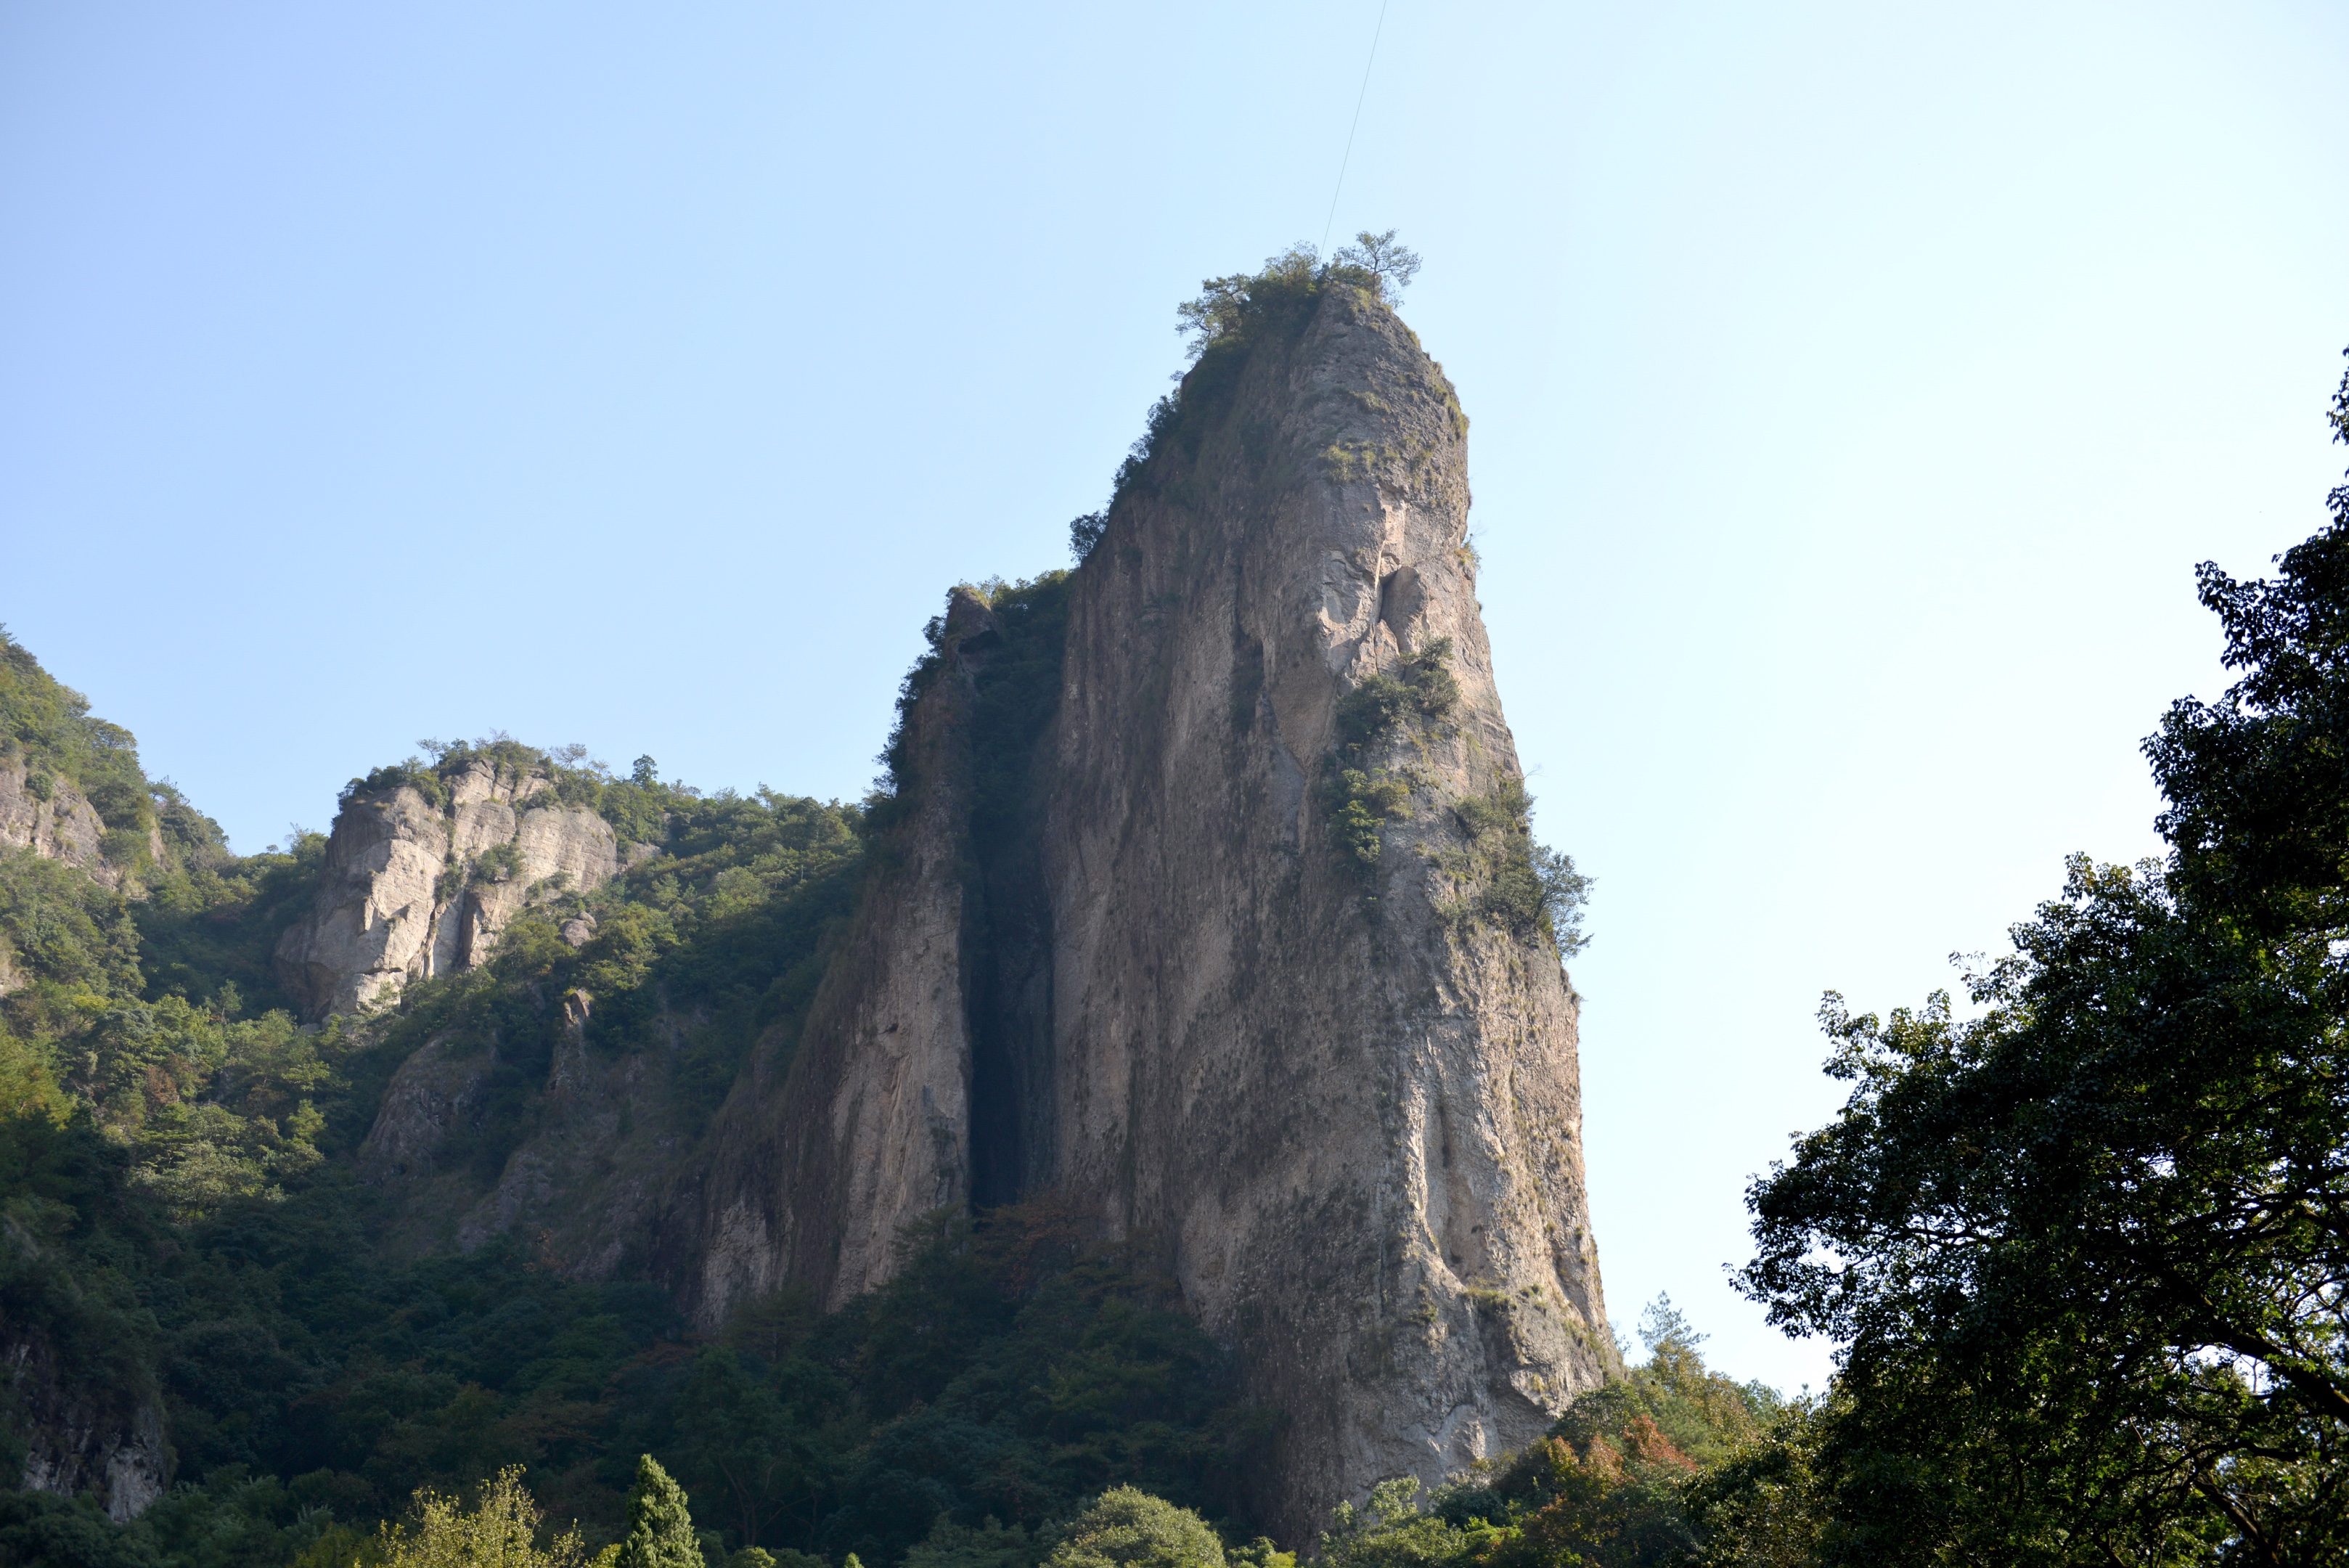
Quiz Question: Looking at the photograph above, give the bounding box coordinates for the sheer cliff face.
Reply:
[678,595,992,1319]
[4,1330,167,1522]
[1039,289,1611,1528]
[671,286,1611,1535]
[276,758,621,1019]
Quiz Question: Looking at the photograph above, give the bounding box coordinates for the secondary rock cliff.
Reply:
[0,754,150,892]
[276,756,624,1019]
[670,277,1612,1536]
[2,1235,168,1522]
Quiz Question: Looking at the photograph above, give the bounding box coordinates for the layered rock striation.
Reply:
[670,280,1613,1535]
[1039,287,1611,1527]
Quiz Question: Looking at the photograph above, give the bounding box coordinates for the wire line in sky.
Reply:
[1320,0,1392,256]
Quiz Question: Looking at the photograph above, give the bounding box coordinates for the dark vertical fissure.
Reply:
[955,575,1073,1210]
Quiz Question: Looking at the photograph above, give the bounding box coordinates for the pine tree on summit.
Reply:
[617,1456,702,1568]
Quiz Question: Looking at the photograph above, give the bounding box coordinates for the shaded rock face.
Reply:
[0,755,123,890]
[356,989,682,1278]
[6,1327,169,1522]
[355,1031,497,1184]
[676,593,989,1318]
[670,288,1611,1537]
[2,1222,171,1523]
[275,759,621,1020]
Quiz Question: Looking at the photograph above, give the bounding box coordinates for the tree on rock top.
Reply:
[618,1456,702,1568]
[1045,1489,1225,1568]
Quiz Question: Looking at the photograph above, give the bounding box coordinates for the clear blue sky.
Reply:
[4,1,2345,1393]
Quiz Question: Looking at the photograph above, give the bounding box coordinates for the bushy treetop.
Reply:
[617,1456,702,1568]
[1043,1488,1225,1568]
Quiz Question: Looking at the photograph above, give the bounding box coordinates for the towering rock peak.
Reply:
[277,755,623,1019]
[671,280,1611,1536]
[1041,284,1611,1530]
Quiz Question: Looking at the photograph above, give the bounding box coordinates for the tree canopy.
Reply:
[1736,351,2349,1562]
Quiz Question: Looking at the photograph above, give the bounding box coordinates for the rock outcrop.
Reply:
[6,1348,168,1522]
[0,755,122,889]
[670,282,1612,1535]
[355,981,688,1277]
[276,757,622,1019]
[1037,289,1611,1530]
[2,1249,170,1522]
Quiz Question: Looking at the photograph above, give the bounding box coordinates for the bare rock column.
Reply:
[1041,285,1613,1535]
[659,286,1613,1538]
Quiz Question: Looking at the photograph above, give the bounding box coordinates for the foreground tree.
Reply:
[1739,354,2349,1563]
[375,1467,602,1568]
[1043,1488,1225,1568]
[617,1456,705,1568]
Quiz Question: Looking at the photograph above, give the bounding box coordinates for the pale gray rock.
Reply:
[274,759,621,1020]
[275,783,450,1020]
[679,592,988,1318]
[0,756,120,889]
[1035,286,1612,1532]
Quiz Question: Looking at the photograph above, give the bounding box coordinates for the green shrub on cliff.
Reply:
[1,627,155,840]
[1320,640,1458,873]
[1450,778,1590,957]
[0,834,342,1220]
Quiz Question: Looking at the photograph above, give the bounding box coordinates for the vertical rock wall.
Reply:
[1038,287,1611,1535]
[672,592,994,1318]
